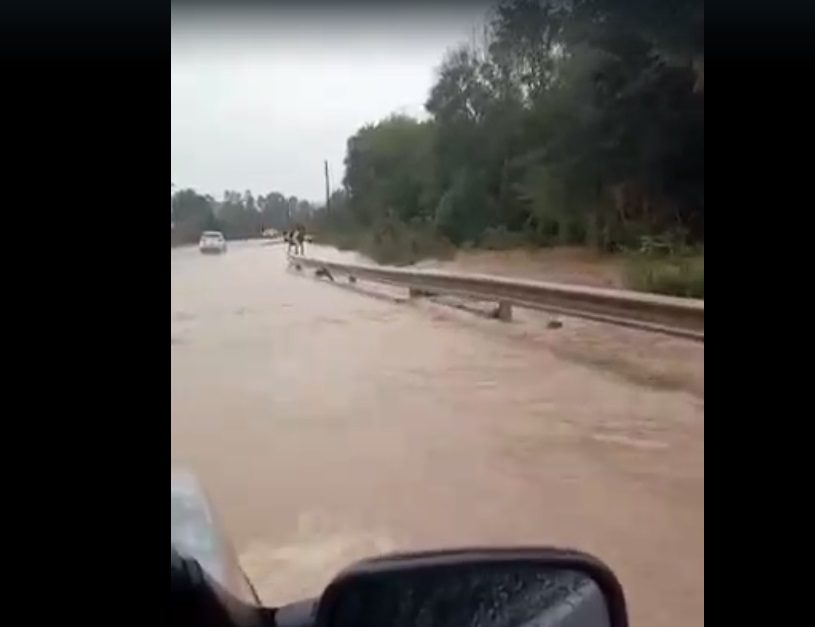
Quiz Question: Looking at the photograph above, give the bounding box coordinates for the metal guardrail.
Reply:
[291,255,704,342]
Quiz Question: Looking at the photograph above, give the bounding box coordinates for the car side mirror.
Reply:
[312,547,628,627]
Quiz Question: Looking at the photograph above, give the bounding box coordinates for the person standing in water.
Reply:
[295,225,306,255]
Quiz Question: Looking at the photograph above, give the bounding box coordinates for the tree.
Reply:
[258,192,291,231]
[171,189,216,244]
[343,115,437,226]
[216,189,262,238]
[198,0,704,258]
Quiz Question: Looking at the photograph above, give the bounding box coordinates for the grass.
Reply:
[623,253,704,298]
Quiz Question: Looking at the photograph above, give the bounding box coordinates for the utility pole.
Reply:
[324,160,331,212]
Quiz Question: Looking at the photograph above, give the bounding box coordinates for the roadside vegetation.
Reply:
[623,251,704,298]
[173,0,703,298]
[618,232,704,298]
[313,0,703,295]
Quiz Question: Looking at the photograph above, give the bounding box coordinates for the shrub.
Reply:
[623,254,704,298]
[478,226,530,250]
[315,218,454,266]
[360,218,454,265]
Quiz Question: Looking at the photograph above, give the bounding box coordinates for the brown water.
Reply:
[171,241,704,627]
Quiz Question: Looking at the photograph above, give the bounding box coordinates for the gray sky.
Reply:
[171,4,491,203]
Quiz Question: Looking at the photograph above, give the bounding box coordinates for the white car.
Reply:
[199,231,227,254]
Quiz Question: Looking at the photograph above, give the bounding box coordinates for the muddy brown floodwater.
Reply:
[171,241,704,627]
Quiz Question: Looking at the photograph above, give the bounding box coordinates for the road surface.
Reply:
[171,241,704,627]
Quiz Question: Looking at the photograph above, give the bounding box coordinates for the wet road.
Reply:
[171,241,704,627]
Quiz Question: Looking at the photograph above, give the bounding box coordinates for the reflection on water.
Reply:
[171,242,703,627]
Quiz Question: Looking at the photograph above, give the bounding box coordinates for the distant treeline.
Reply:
[171,189,316,246]
[312,0,703,261]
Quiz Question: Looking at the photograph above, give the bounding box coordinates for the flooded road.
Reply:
[171,241,704,627]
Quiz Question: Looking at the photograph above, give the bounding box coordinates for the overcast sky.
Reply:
[171,4,491,203]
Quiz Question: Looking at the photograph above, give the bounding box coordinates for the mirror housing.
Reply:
[314,547,628,627]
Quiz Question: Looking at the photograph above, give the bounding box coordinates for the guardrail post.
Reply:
[495,301,513,322]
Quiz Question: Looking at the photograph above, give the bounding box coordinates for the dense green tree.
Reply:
[171,188,217,244]
[181,0,704,259]
[343,115,437,226]
[258,192,291,231]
